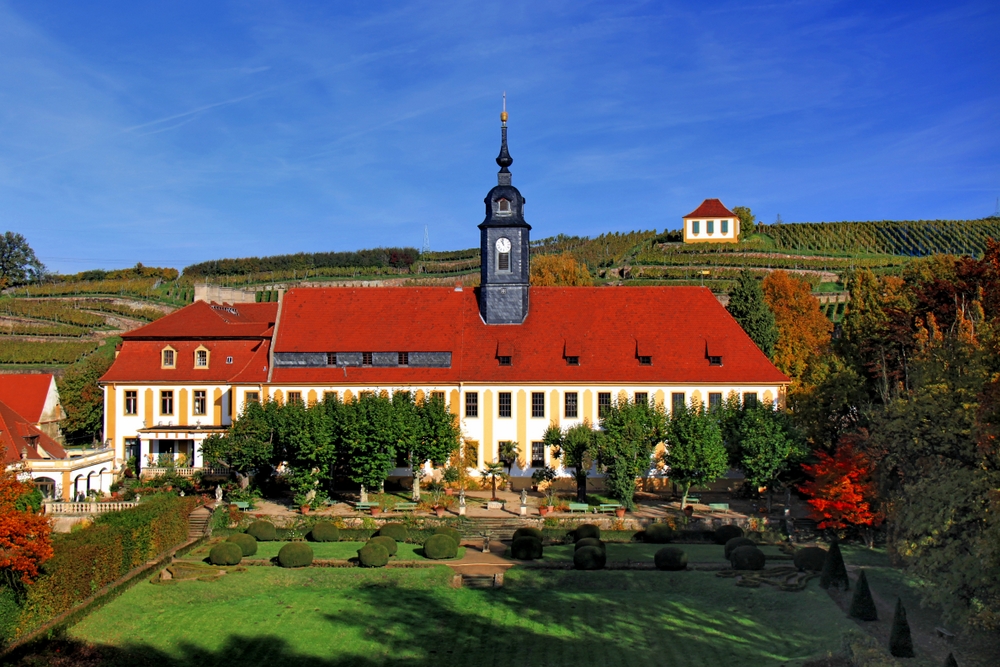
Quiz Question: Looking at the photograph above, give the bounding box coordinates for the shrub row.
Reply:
[0,300,105,327]
[0,340,99,365]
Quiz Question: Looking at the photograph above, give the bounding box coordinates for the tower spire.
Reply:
[496,92,512,185]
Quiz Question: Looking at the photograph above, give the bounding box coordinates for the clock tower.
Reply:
[479,99,531,325]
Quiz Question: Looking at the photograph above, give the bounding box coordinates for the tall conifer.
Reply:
[889,597,915,658]
[726,270,778,357]
[820,541,850,590]
[848,569,878,620]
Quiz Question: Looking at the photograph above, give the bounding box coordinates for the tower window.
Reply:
[498,252,510,271]
[497,198,511,213]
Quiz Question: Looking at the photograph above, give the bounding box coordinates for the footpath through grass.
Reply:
[66,565,855,667]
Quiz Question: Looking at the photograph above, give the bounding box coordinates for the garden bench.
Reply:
[393,502,418,512]
[597,503,622,513]
[683,497,700,505]
[230,502,250,511]
[568,503,590,513]
[708,503,730,512]
[355,501,379,511]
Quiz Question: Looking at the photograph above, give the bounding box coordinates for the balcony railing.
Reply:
[140,465,231,479]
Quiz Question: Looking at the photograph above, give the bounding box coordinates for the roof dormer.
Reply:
[161,346,176,369]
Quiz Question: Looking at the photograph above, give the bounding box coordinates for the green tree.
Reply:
[409,393,461,501]
[342,393,398,502]
[736,405,796,513]
[544,423,597,503]
[732,206,756,238]
[498,440,520,478]
[663,403,728,509]
[274,399,335,506]
[598,399,667,510]
[57,350,113,446]
[0,232,45,288]
[727,270,778,358]
[201,400,276,490]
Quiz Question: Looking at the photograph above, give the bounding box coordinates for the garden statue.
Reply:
[482,531,491,553]
[459,489,466,507]
[520,489,527,506]
[215,485,223,502]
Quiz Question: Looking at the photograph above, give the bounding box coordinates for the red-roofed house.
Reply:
[683,199,740,243]
[0,373,65,441]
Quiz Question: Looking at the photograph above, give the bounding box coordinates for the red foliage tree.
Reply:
[800,435,883,543]
[0,456,53,583]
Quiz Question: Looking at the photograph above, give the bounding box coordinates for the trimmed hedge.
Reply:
[512,527,543,542]
[423,534,458,560]
[310,522,340,542]
[730,545,766,571]
[573,524,601,542]
[820,542,850,591]
[714,524,744,545]
[511,536,543,560]
[247,520,277,542]
[793,546,827,572]
[654,547,688,571]
[575,537,606,552]
[434,526,463,545]
[378,523,408,542]
[277,543,314,568]
[367,536,398,557]
[724,537,756,559]
[226,533,258,557]
[573,545,606,570]
[644,523,675,544]
[358,543,389,568]
[209,542,243,566]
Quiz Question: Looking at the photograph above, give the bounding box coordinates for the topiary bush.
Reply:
[848,569,878,621]
[724,537,757,559]
[378,523,408,542]
[358,543,389,568]
[247,520,277,542]
[310,521,340,542]
[434,526,463,545]
[423,534,459,559]
[730,545,766,571]
[654,547,688,571]
[644,523,675,544]
[889,598,914,658]
[793,546,827,572]
[510,536,543,560]
[574,545,606,570]
[226,533,258,557]
[714,524,744,545]
[820,542,850,591]
[512,527,543,542]
[573,524,601,542]
[367,535,397,557]
[209,542,243,566]
[277,542,314,568]
[575,537,606,552]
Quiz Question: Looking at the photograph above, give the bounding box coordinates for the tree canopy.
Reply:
[598,399,666,509]
[726,270,778,357]
[529,252,593,286]
[0,232,45,288]
[663,403,728,509]
[762,270,832,382]
[544,423,597,502]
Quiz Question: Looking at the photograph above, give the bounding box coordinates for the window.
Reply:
[362,352,373,366]
[598,392,611,418]
[431,391,445,403]
[498,252,510,271]
[709,392,722,410]
[287,391,303,404]
[226,356,233,364]
[124,390,138,416]
[465,392,479,418]
[564,392,578,418]
[245,391,260,404]
[195,349,208,368]
[497,198,511,213]
[193,390,207,416]
[566,356,579,366]
[531,441,545,467]
[327,352,337,366]
[692,220,700,235]
[635,392,648,406]
[398,352,409,366]
[638,355,652,365]
[708,356,723,366]
[672,392,685,413]
[721,219,729,234]
[498,356,512,366]
[323,391,337,403]
[707,220,715,234]
[743,392,758,408]
[359,390,375,398]
[161,348,175,368]
[531,392,545,418]
[160,390,174,415]
[498,392,512,418]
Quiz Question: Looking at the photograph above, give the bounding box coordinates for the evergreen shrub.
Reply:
[848,569,878,621]
[209,542,243,566]
[889,598,914,657]
[310,522,340,542]
[793,546,827,572]
[724,537,756,559]
[730,545,766,570]
[226,533,258,557]
[423,534,458,559]
[512,527,543,542]
[714,524,743,545]
[379,523,408,542]
[573,524,601,542]
[277,543,314,568]
[434,526,463,545]
[367,536,397,557]
[510,536,543,560]
[575,537,606,552]
[247,520,277,542]
[820,542,850,591]
[358,543,389,568]
[644,523,675,544]
[574,545,606,570]
[654,547,688,571]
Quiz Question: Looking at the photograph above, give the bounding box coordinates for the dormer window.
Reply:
[498,356,512,366]
[194,346,210,369]
[226,356,233,364]
[566,356,579,366]
[161,347,176,369]
[497,198,511,214]
[708,355,723,366]
[638,355,652,366]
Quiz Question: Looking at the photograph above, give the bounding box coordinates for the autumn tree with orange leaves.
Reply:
[0,455,53,584]
[762,270,832,382]
[529,252,593,286]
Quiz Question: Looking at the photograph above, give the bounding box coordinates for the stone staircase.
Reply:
[187,507,212,540]
[461,574,503,589]
[458,517,538,541]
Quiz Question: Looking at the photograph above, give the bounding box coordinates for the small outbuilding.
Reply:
[683,199,740,244]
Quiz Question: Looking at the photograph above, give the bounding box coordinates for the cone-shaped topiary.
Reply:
[358,543,389,568]
[367,535,397,556]
[849,569,878,621]
[310,521,340,542]
[654,547,688,571]
[278,542,314,568]
[434,526,463,545]
[793,546,827,572]
[714,524,744,545]
[511,536,543,560]
[889,597,915,658]
[730,545,766,570]
[209,542,243,566]
[423,534,459,559]
[820,542,850,591]
[246,520,277,542]
[575,537,606,552]
[943,652,958,667]
[378,523,408,542]
[644,523,675,544]
[574,545,606,570]
[226,533,258,557]
[573,524,601,542]
[512,527,543,542]
[724,537,757,559]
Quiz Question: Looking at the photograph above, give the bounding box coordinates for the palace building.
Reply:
[100,110,788,487]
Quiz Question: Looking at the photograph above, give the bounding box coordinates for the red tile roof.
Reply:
[0,374,55,423]
[122,301,277,340]
[271,286,788,385]
[101,340,271,384]
[0,399,67,466]
[683,199,737,219]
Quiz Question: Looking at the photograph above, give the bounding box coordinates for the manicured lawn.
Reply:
[186,541,465,562]
[538,542,787,563]
[68,565,855,667]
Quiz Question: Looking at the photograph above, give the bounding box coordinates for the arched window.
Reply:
[161,346,176,369]
[497,198,511,214]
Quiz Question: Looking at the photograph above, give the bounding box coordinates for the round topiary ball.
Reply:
[724,537,757,560]
[730,545,766,571]
[378,523,408,542]
[512,527,543,542]
[367,535,397,557]
[714,524,744,545]
[277,542,314,568]
[510,536,543,560]
[310,521,340,543]
[434,526,463,545]
[209,542,243,566]
[226,533,258,557]
[573,545,606,570]
[247,520,277,542]
[573,524,601,542]
[654,547,688,571]
[575,537,606,552]
[644,523,675,544]
[423,534,459,559]
[358,543,389,568]
[793,546,828,572]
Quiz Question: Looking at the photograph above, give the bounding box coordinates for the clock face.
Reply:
[496,237,512,253]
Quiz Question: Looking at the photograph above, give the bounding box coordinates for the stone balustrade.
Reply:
[44,501,139,515]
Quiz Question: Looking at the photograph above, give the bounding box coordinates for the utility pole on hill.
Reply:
[422,225,431,255]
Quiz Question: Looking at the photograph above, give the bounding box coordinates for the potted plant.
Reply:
[301,504,311,515]
[442,465,460,495]
[429,482,446,517]
[615,506,626,518]
[544,486,558,514]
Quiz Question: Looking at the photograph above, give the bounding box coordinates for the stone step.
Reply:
[462,575,499,589]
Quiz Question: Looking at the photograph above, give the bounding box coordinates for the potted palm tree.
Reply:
[481,462,505,509]
[429,482,446,517]
[498,441,519,491]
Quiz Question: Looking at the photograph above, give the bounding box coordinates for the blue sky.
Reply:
[1,1,998,274]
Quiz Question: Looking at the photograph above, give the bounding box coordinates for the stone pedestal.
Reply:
[519,505,527,516]
[458,505,466,516]
[487,500,502,510]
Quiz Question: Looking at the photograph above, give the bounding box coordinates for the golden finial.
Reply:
[500,92,508,123]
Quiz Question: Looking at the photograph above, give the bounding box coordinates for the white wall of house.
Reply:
[683,217,740,243]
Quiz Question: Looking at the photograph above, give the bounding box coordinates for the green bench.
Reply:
[684,497,700,506]
[355,501,379,511]
[708,503,730,512]
[392,502,418,512]
[597,503,622,513]
[230,502,250,511]
[568,503,590,513]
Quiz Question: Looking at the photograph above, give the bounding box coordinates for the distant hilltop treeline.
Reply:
[182,247,420,278]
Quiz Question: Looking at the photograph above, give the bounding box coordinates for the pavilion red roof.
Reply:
[683,199,737,219]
